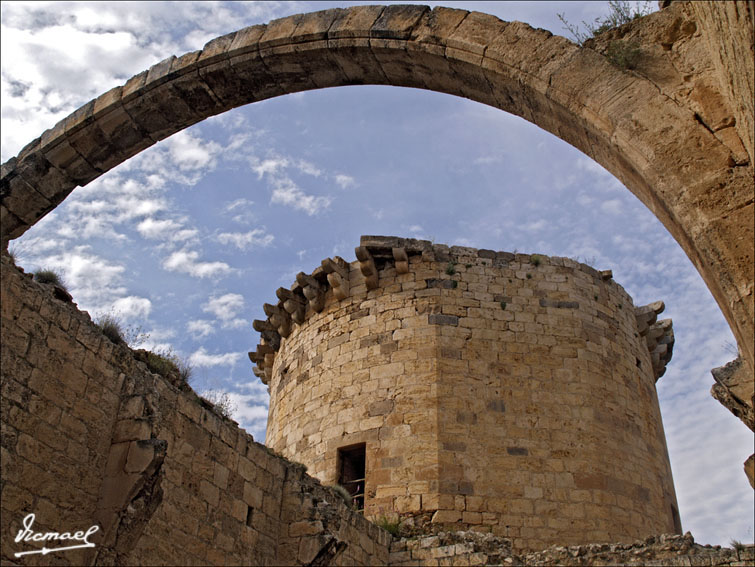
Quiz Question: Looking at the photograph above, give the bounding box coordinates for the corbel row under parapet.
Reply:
[635,301,674,380]
[248,237,422,383]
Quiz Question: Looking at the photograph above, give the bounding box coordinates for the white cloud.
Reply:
[112,296,152,320]
[522,219,547,232]
[600,199,624,215]
[165,130,221,171]
[187,319,215,339]
[114,196,167,220]
[334,174,355,189]
[249,154,333,215]
[224,198,254,212]
[188,347,242,367]
[228,392,268,421]
[222,198,257,225]
[29,246,127,312]
[162,249,232,278]
[203,293,244,321]
[137,217,198,243]
[253,157,288,178]
[216,229,274,250]
[270,179,331,215]
[136,218,182,239]
[296,159,322,177]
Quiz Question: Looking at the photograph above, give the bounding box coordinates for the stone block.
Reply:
[243,482,263,509]
[289,520,324,537]
[125,439,157,473]
[112,419,152,443]
[429,313,458,326]
[199,479,220,507]
[370,4,429,40]
[214,462,230,489]
[41,138,100,186]
[432,510,462,523]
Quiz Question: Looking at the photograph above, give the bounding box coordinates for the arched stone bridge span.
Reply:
[1,3,753,373]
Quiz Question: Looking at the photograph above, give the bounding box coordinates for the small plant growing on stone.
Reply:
[500,301,507,310]
[94,311,150,348]
[95,312,126,344]
[526,273,533,279]
[33,269,67,289]
[144,347,193,383]
[200,389,236,419]
[331,485,354,508]
[374,514,402,537]
[605,39,641,69]
[530,255,542,267]
[730,539,745,560]
[445,262,456,276]
[7,242,24,264]
[558,0,652,46]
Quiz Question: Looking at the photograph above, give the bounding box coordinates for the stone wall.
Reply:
[688,1,754,166]
[263,236,679,552]
[389,531,754,566]
[0,251,390,566]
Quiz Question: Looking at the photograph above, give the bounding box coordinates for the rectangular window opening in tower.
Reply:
[338,443,366,513]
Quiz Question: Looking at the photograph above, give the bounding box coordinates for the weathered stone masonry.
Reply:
[0,252,390,566]
[4,238,749,567]
[258,236,679,552]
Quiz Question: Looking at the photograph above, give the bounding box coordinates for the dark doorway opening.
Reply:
[338,443,366,512]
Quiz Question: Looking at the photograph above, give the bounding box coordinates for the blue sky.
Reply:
[2,1,752,546]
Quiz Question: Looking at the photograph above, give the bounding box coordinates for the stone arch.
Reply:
[1,3,752,374]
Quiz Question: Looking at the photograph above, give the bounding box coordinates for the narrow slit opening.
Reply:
[337,443,366,513]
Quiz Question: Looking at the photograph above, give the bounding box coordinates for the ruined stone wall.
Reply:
[388,531,754,566]
[264,237,679,552]
[688,1,755,166]
[0,252,390,566]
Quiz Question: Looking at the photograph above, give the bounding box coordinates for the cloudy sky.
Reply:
[2,1,752,546]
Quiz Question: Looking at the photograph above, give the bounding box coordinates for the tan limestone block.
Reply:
[124,440,157,473]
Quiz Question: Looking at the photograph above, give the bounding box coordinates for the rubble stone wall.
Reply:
[265,237,680,552]
[388,531,754,566]
[0,252,390,566]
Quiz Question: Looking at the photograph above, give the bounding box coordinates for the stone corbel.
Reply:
[252,319,281,350]
[248,342,275,384]
[276,287,306,324]
[296,272,325,313]
[393,247,409,274]
[646,319,674,380]
[634,300,664,336]
[355,246,378,290]
[263,303,292,338]
[321,256,351,300]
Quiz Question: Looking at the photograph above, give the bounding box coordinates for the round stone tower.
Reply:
[249,236,680,551]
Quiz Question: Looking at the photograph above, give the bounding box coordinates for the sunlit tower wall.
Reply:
[249,236,679,551]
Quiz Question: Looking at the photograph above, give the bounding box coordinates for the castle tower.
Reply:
[249,236,679,551]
